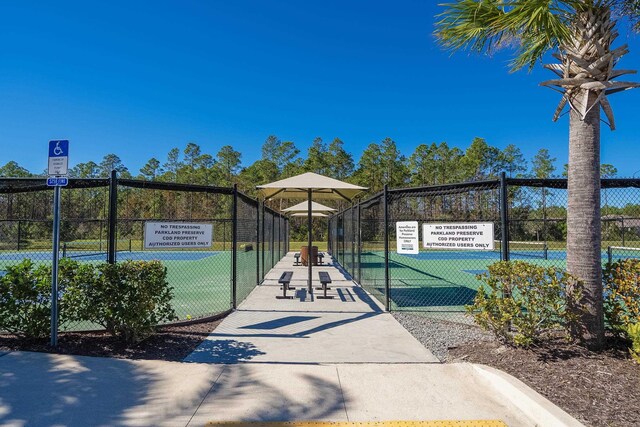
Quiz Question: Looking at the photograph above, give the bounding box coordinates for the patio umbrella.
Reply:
[290,212,328,217]
[282,201,336,214]
[257,172,367,293]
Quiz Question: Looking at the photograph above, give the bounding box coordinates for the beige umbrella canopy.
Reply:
[282,201,336,213]
[257,172,367,293]
[290,212,328,217]
[258,172,367,201]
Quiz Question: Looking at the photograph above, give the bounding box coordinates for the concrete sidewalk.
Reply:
[186,252,437,364]
[0,352,560,426]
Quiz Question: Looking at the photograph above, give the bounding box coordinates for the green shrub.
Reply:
[0,260,53,338]
[603,258,640,333]
[0,259,176,343]
[627,323,640,363]
[604,259,640,361]
[0,258,88,338]
[468,261,583,347]
[70,260,177,343]
[59,259,99,323]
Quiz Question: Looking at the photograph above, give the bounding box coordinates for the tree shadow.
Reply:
[534,335,631,363]
[184,339,266,363]
[192,363,349,422]
[0,351,214,426]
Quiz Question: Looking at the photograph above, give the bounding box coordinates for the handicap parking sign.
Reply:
[48,140,69,176]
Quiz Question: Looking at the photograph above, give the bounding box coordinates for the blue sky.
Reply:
[2,1,639,176]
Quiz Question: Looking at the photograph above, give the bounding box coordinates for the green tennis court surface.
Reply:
[356,247,639,313]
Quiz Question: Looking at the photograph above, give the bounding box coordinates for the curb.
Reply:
[472,364,586,427]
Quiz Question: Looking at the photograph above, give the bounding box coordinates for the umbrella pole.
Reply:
[308,189,313,294]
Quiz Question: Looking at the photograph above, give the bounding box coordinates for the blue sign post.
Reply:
[48,140,69,347]
[47,177,68,187]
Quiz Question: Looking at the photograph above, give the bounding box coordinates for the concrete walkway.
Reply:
[0,253,584,426]
[185,253,437,364]
[0,352,550,426]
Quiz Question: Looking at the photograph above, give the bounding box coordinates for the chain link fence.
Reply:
[328,177,640,322]
[0,175,288,332]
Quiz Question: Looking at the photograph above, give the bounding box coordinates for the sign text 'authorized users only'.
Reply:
[144,222,213,249]
[422,222,494,250]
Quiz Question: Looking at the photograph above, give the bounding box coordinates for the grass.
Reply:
[288,241,328,251]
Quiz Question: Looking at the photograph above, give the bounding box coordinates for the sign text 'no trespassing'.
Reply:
[144,222,213,249]
[422,222,494,251]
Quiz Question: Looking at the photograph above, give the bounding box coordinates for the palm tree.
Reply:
[436,0,639,348]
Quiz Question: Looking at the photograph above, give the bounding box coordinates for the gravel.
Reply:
[392,312,491,361]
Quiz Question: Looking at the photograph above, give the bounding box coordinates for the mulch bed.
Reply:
[0,316,224,362]
[448,337,640,427]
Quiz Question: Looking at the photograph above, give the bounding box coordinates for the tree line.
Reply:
[0,135,620,198]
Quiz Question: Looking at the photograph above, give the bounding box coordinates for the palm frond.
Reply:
[436,0,577,70]
[435,0,510,54]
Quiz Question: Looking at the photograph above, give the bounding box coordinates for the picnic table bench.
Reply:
[316,271,333,299]
[276,271,295,299]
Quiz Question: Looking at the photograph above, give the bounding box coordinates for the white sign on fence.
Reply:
[144,222,213,249]
[422,222,494,251]
[396,221,419,254]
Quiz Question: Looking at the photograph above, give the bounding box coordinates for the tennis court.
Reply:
[358,245,640,313]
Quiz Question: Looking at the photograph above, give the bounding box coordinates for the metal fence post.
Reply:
[542,185,547,245]
[357,201,362,284]
[271,213,275,268]
[256,200,260,286]
[261,203,265,279]
[500,171,510,262]
[17,220,21,251]
[284,218,289,254]
[107,170,118,264]
[327,217,331,255]
[50,184,62,347]
[340,212,344,268]
[232,184,238,309]
[279,215,282,258]
[351,203,355,276]
[307,189,313,293]
[384,184,390,311]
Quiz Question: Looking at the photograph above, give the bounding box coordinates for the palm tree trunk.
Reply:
[567,91,604,348]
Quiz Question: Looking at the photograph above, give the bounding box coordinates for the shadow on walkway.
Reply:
[0,352,213,426]
[190,364,349,423]
[184,339,266,363]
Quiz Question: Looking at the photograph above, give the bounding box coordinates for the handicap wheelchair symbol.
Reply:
[53,141,63,156]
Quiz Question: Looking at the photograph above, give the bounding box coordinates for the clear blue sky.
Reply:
[2,1,639,176]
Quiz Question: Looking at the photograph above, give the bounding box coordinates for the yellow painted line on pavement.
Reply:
[206,421,508,427]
